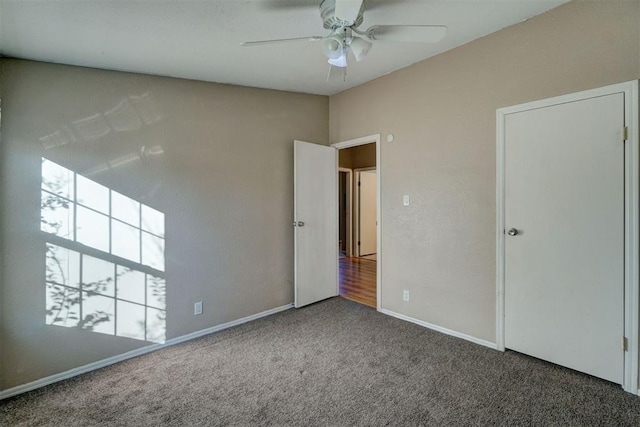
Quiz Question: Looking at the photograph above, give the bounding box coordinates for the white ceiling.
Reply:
[0,0,568,96]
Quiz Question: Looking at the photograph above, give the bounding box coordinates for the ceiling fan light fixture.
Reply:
[349,36,372,62]
[328,48,348,68]
[242,0,448,82]
[322,35,344,59]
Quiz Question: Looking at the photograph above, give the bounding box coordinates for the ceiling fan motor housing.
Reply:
[320,0,364,30]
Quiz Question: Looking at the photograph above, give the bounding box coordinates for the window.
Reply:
[41,158,166,343]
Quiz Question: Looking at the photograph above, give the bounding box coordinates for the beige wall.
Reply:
[329,0,640,342]
[339,143,376,169]
[0,59,328,390]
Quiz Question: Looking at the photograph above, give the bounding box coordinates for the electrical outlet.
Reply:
[194,301,203,315]
[403,290,409,301]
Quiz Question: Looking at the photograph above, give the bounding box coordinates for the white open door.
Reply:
[294,140,338,308]
[503,93,625,384]
[357,170,377,256]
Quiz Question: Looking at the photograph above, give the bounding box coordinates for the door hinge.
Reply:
[622,126,628,141]
[357,241,361,245]
[358,181,361,187]
[623,336,628,352]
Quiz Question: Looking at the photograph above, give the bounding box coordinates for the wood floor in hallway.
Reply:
[339,257,376,308]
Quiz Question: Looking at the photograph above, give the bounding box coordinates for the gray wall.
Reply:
[0,59,328,390]
[329,0,640,343]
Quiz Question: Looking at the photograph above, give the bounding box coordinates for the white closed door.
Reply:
[504,93,625,384]
[358,170,377,256]
[294,140,338,308]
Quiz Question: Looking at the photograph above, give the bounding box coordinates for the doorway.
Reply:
[355,168,377,260]
[333,137,380,309]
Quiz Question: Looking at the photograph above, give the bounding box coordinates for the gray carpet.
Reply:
[2,297,640,426]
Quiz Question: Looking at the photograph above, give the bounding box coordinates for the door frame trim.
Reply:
[496,80,639,394]
[332,134,382,311]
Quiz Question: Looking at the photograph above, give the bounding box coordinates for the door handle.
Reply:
[297,221,305,227]
[507,228,518,236]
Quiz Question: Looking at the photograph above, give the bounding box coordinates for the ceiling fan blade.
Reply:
[334,0,364,23]
[241,36,323,47]
[366,25,447,43]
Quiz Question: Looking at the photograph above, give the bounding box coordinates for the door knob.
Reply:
[507,228,518,236]
[297,221,305,227]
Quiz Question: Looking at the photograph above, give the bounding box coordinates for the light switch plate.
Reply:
[403,195,410,206]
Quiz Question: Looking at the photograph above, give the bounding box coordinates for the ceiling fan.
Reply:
[241,0,446,81]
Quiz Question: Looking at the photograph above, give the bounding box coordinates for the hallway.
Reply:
[339,257,376,308]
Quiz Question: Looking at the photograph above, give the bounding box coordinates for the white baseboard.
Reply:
[379,308,498,350]
[0,303,293,400]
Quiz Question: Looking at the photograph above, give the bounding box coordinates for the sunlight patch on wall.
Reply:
[41,158,166,343]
